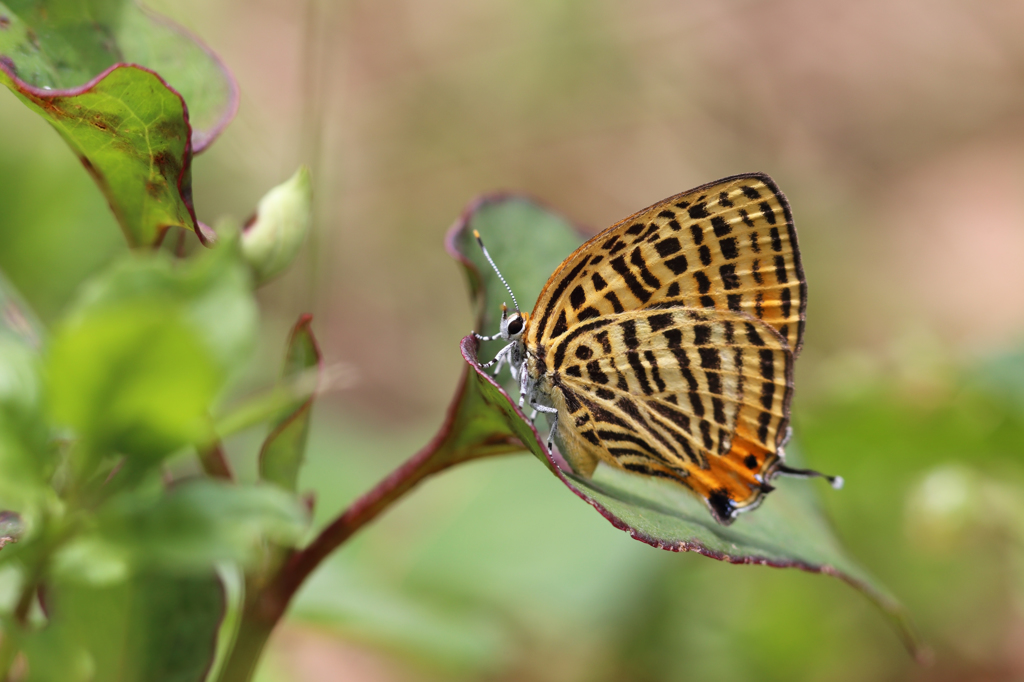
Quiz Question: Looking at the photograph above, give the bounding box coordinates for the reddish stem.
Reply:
[274,438,445,612]
[198,441,234,480]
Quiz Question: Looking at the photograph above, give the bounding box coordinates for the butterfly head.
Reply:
[498,303,528,341]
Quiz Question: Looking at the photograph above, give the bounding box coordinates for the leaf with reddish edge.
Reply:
[0,1,240,247]
[445,194,926,661]
[0,64,198,247]
[0,1,237,152]
[259,315,322,492]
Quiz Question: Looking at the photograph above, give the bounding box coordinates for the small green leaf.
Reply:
[259,314,321,492]
[22,571,224,682]
[46,246,256,465]
[446,194,923,658]
[56,479,308,577]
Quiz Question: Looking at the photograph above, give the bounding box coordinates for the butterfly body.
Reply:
[475,173,837,524]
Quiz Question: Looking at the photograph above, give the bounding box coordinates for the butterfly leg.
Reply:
[528,399,557,420]
[507,355,521,382]
[544,411,559,451]
[491,346,509,377]
[524,401,558,449]
[517,360,534,408]
[478,341,515,376]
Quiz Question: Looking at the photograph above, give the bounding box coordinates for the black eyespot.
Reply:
[507,317,524,335]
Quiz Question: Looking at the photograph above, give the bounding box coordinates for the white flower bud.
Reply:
[242,166,312,284]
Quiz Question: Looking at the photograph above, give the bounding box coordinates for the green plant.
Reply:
[0,3,921,680]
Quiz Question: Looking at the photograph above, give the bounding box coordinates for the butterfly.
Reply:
[473,173,841,525]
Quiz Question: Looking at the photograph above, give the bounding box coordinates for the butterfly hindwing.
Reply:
[527,173,806,357]
[539,306,794,523]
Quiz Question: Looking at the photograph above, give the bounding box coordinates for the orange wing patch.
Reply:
[531,305,794,523]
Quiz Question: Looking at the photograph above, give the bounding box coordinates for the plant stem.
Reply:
[274,441,446,601]
[216,589,278,682]
[12,581,35,626]
[0,576,37,681]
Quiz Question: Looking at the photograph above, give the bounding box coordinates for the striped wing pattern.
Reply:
[526,173,806,356]
[520,173,806,523]
[533,307,793,522]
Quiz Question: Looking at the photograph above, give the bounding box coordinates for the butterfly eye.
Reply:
[507,317,524,335]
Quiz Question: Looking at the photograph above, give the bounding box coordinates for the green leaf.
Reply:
[21,571,224,682]
[48,301,221,463]
[0,0,237,151]
[446,195,923,658]
[259,314,321,492]
[55,479,308,578]
[46,245,256,465]
[71,238,258,375]
[0,0,241,246]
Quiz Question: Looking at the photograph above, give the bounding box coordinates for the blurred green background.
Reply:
[3,0,1024,680]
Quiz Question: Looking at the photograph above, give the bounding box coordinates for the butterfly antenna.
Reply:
[775,463,844,490]
[473,230,520,312]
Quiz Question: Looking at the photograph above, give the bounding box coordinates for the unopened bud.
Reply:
[242,166,312,284]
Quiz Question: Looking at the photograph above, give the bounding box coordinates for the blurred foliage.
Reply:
[0,4,316,678]
[21,571,224,682]
[258,315,320,492]
[0,239,311,680]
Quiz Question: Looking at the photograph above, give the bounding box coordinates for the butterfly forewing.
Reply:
[535,306,793,522]
[527,173,806,356]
